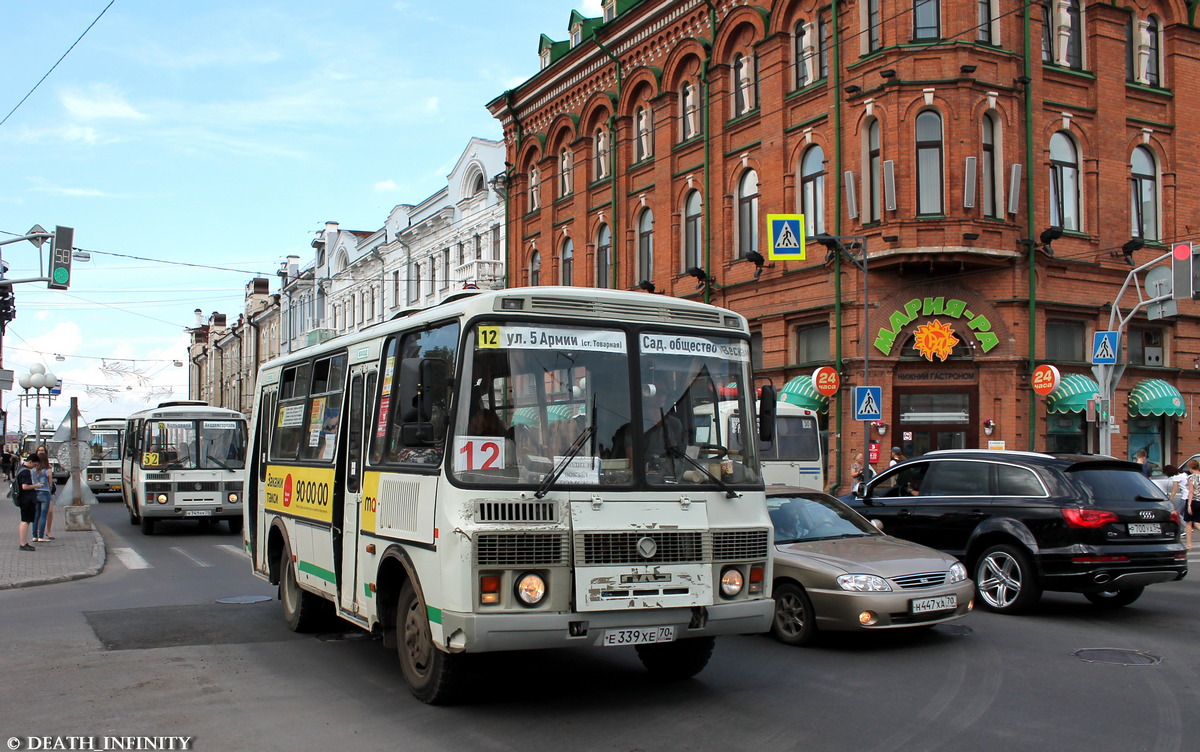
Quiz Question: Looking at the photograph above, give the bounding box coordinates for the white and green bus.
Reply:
[85,417,125,496]
[246,286,776,704]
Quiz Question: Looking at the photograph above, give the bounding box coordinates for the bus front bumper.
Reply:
[434,599,773,653]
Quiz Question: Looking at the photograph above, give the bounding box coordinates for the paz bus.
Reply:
[120,401,248,535]
[85,417,125,496]
[246,286,776,704]
[699,400,824,490]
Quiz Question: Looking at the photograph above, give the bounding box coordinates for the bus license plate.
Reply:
[1127,523,1161,536]
[602,626,675,646]
[911,594,957,615]
[185,510,213,517]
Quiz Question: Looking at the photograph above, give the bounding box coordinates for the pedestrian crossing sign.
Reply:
[1091,331,1118,365]
[767,214,806,261]
[854,386,882,422]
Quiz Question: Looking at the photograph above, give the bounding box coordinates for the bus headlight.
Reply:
[156,494,168,504]
[720,567,745,598]
[227,492,240,503]
[514,572,547,606]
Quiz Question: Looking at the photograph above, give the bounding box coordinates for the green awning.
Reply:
[1128,378,1187,417]
[1044,373,1100,414]
[778,375,829,414]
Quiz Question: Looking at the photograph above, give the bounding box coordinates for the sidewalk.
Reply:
[0,495,106,590]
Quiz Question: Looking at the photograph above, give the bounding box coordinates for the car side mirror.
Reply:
[871,519,884,532]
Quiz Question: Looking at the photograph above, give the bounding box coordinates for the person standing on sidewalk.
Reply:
[31,451,54,542]
[15,455,41,551]
[35,446,55,540]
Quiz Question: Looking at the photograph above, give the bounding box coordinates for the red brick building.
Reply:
[488,0,1200,490]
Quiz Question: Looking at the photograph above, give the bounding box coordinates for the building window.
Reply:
[1046,320,1084,361]
[913,0,940,41]
[602,0,615,23]
[800,146,826,237]
[737,169,759,259]
[750,331,764,371]
[393,270,400,302]
[1049,131,1080,232]
[795,323,831,363]
[916,110,944,215]
[528,165,541,211]
[818,11,830,79]
[683,190,702,270]
[793,21,809,87]
[866,118,881,222]
[681,83,699,141]
[1065,0,1083,68]
[530,250,541,286]
[1145,16,1162,86]
[1128,329,1165,367]
[867,0,881,52]
[1130,145,1158,242]
[982,112,999,217]
[540,49,550,70]
[733,54,755,115]
[635,106,653,161]
[596,223,611,289]
[561,238,574,286]
[559,148,573,197]
[570,24,581,47]
[441,248,450,289]
[637,209,654,282]
[1125,16,1135,82]
[1041,1,1053,62]
[978,0,995,44]
[407,262,419,304]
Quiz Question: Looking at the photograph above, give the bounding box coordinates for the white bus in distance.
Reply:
[121,401,248,535]
[246,286,777,704]
[712,401,824,490]
[86,417,125,497]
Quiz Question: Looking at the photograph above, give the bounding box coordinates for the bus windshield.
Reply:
[451,322,760,490]
[90,430,122,461]
[142,419,247,470]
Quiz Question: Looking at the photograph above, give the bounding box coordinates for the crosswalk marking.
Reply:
[112,547,151,570]
[168,546,213,568]
[215,544,249,559]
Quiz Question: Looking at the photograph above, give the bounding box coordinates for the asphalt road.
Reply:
[1,499,1197,752]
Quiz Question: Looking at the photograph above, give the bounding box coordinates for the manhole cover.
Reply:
[317,632,371,642]
[1073,648,1161,666]
[932,624,973,636]
[216,595,272,604]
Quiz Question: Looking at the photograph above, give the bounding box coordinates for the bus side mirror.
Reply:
[758,384,776,442]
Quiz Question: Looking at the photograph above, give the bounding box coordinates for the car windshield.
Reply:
[768,494,878,544]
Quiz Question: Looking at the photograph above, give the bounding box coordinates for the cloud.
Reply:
[374,180,399,191]
[60,84,146,121]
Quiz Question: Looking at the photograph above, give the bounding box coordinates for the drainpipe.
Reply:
[1022,4,1037,450]
[594,39,623,289]
[701,1,719,304]
[831,2,845,492]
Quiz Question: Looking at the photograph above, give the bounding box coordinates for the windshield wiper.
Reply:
[206,454,237,473]
[667,445,740,499]
[535,424,594,499]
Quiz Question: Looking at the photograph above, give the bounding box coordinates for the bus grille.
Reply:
[145,483,171,494]
[712,529,770,561]
[475,533,569,566]
[475,500,558,523]
[577,531,706,565]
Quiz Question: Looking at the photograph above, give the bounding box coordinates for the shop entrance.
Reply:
[894,389,977,457]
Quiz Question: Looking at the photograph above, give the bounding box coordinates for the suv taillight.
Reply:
[1062,508,1119,528]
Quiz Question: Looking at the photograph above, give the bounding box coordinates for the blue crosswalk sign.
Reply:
[767,214,806,261]
[1091,331,1118,364]
[854,386,882,422]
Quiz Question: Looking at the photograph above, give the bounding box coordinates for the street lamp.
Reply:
[17,363,58,450]
[816,234,871,476]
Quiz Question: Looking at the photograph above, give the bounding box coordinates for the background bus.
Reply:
[246,287,775,704]
[21,429,67,485]
[121,401,247,535]
[86,417,125,497]
[699,401,824,491]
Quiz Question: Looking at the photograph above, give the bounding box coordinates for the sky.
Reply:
[0,0,604,436]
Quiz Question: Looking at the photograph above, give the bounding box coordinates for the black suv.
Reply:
[846,450,1187,614]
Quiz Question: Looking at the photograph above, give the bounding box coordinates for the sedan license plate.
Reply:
[185,510,213,517]
[1127,522,1161,536]
[602,626,675,647]
[911,594,957,615]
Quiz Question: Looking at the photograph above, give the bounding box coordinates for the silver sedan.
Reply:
[768,490,974,646]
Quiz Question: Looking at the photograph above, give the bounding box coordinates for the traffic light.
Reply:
[1172,242,1192,300]
[0,282,14,333]
[48,225,73,290]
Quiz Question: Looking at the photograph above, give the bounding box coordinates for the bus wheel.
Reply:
[140,516,155,535]
[396,580,466,705]
[635,636,715,679]
[280,541,327,633]
[226,516,244,535]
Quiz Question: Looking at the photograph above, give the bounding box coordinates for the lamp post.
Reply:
[816,234,871,477]
[17,363,58,450]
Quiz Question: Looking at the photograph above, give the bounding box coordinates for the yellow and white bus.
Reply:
[121,401,248,535]
[246,286,776,703]
[86,417,125,496]
[698,401,824,490]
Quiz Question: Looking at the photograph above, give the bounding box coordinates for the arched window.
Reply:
[681,82,699,140]
[793,21,809,87]
[635,106,653,161]
[866,119,882,222]
[594,127,610,180]
[733,53,755,115]
[913,0,940,41]
[737,170,759,258]
[596,223,611,289]
[559,148,573,197]
[915,111,944,215]
[528,165,541,211]
[637,209,654,281]
[561,238,574,285]
[530,250,541,286]
[1130,146,1158,241]
[471,172,486,195]
[982,112,999,217]
[800,146,826,237]
[683,191,702,270]
[1049,131,1080,231]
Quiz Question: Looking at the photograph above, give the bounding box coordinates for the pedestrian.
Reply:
[850,452,871,494]
[1163,464,1187,518]
[1134,448,1153,477]
[35,446,55,539]
[1,448,12,481]
[1186,459,1200,550]
[15,455,41,551]
[31,450,54,542]
[889,446,906,467]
